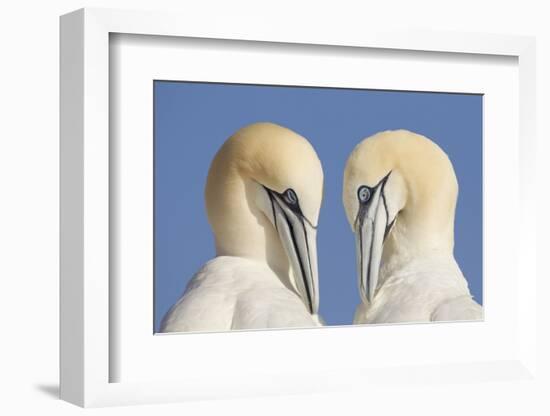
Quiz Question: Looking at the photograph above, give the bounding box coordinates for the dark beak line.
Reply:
[282,209,314,314]
[301,216,315,310]
[355,170,394,303]
[267,188,315,314]
[358,221,365,296]
[301,214,317,230]
[264,185,316,229]
[355,170,394,240]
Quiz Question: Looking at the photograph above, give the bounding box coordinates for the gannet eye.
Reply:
[283,189,298,205]
[358,186,371,203]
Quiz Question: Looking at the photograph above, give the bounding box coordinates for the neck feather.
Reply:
[206,169,292,285]
[380,209,455,283]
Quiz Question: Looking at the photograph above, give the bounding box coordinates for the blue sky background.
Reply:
[154,81,483,332]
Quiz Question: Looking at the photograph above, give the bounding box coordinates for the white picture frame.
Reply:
[60,7,537,407]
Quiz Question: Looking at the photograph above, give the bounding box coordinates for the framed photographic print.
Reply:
[60,8,537,407]
[153,82,484,333]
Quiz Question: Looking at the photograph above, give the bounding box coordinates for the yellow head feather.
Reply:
[205,122,323,258]
[343,129,458,254]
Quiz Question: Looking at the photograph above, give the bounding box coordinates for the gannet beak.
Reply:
[355,174,394,304]
[266,189,319,315]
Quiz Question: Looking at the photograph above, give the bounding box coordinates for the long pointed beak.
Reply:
[270,194,319,315]
[355,185,388,304]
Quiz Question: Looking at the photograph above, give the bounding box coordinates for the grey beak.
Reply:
[267,190,319,315]
[355,174,394,304]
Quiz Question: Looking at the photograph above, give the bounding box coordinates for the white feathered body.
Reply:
[161,256,322,332]
[354,255,482,324]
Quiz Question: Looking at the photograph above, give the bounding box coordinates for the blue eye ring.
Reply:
[283,188,298,205]
[358,186,371,203]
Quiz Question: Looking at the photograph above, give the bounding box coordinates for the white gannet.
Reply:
[160,122,324,332]
[342,130,483,324]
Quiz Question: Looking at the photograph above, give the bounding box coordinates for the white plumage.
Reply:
[353,255,482,324]
[343,130,483,325]
[161,257,321,332]
[160,122,324,332]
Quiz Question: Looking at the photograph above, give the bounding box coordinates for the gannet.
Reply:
[342,130,482,324]
[160,122,324,332]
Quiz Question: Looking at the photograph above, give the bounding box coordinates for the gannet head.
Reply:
[343,130,458,304]
[206,122,323,314]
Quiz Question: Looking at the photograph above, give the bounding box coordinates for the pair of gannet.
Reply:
[161,123,481,333]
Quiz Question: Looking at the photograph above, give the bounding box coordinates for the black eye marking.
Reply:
[357,185,371,203]
[283,188,298,205]
[356,171,393,205]
[354,171,394,232]
[263,185,318,230]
